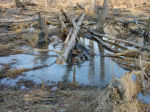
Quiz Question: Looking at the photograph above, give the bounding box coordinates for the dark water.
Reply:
[0,38,127,87]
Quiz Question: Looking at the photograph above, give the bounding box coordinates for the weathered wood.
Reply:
[45,0,49,7]
[84,26,150,51]
[91,0,96,13]
[144,31,150,45]
[105,49,140,57]
[76,37,95,57]
[92,35,119,53]
[15,0,21,8]
[144,18,150,45]
[75,42,91,59]
[37,13,48,46]
[96,0,109,33]
[0,17,38,23]
[84,26,141,47]
[76,3,85,10]
[133,17,144,37]
[59,13,68,38]
[60,8,71,23]
[92,33,141,48]
[56,13,86,64]
[64,29,73,45]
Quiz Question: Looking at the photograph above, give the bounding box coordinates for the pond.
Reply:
[0,38,127,88]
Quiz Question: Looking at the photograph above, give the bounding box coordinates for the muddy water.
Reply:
[0,39,127,88]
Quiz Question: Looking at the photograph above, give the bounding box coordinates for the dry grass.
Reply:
[0,2,15,9]
[5,68,27,78]
[0,0,150,9]
[0,87,99,112]
[112,71,149,112]
[95,71,150,112]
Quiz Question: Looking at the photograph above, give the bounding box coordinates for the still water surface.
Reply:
[0,38,127,87]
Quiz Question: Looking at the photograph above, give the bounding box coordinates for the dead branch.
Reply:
[60,8,71,23]
[133,16,144,37]
[92,32,141,48]
[59,13,68,38]
[85,34,118,53]
[105,49,140,58]
[76,3,85,10]
[0,17,38,23]
[56,13,86,64]
[84,26,148,50]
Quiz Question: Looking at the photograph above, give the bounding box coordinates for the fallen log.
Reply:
[102,39,128,50]
[105,49,140,58]
[56,13,86,64]
[92,31,141,48]
[75,43,89,59]
[85,34,119,53]
[0,17,38,23]
[84,26,150,51]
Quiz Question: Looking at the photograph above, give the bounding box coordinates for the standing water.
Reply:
[0,38,127,88]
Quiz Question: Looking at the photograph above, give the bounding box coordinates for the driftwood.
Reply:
[105,49,140,58]
[83,26,149,50]
[85,34,118,53]
[92,32,150,51]
[91,32,142,48]
[56,13,86,64]
[102,39,128,50]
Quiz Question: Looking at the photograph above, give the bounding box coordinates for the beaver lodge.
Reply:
[0,0,150,111]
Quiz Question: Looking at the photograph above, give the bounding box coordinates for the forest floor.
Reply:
[0,1,150,112]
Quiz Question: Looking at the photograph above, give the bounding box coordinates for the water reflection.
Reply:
[72,65,76,84]
[0,38,127,87]
[62,64,73,83]
[98,44,105,81]
[34,50,49,66]
[88,40,95,84]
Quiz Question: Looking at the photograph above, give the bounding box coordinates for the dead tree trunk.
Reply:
[144,18,150,45]
[45,0,49,7]
[59,10,69,41]
[56,13,86,64]
[96,0,109,33]
[91,0,96,13]
[15,0,21,8]
[37,13,48,46]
